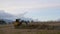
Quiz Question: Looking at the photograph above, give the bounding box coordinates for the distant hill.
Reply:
[0,10,15,19]
[0,10,33,23]
[0,10,15,24]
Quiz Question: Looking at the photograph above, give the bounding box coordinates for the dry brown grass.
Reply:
[0,24,60,34]
[0,22,60,34]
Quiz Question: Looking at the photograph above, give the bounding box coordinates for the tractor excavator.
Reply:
[13,12,29,28]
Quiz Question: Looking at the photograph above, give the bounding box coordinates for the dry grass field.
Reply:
[0,22,60,34]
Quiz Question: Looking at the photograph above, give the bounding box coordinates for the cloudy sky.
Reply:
[0,0,60,21]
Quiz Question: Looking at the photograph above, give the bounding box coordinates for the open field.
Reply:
[0,24,60,34]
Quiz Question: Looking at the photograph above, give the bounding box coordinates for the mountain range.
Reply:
[0,10,15,20]
[0,10,33,23]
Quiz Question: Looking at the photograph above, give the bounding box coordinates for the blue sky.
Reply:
[0,0,60,21]
[24,7,60,21]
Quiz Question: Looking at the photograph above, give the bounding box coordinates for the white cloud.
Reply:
[0,0,60,15]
